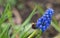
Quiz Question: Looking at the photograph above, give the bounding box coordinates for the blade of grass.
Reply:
[0,3,11,37]
[28,4,44,38]
[19,23,32,38]
[0,3,13,38]
[22,29,33,38]
[51,22,60,32]
[35,30,42,38]
[28,29,41,38]
[0,23,10,38]
[0,3,11,25]
[6,3,15,27]
[11,6,37,38]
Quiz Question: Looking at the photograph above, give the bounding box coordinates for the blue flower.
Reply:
[36,8,54,32]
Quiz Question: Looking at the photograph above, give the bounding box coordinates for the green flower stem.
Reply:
[28,30,38,38]
[22,30,33,38]
[35,30,42,38]
[28,29,42,38]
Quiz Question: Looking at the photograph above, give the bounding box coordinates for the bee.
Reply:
[32,8,54,32]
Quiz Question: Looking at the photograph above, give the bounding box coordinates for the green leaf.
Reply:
[11,6,37,38]
[19,23,32,38]
[0,23,10,38]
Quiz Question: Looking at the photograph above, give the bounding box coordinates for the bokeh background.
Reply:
[0,0,60,38]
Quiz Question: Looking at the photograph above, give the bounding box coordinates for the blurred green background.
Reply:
[0,0,60,38]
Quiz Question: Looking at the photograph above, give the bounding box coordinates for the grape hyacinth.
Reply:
[36,8,54,32]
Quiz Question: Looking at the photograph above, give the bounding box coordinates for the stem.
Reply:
[28,29,42,38]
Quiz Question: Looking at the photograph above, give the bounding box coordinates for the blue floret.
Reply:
[36,8,54,32]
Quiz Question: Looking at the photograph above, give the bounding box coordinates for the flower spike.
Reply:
[36,8,54,32]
